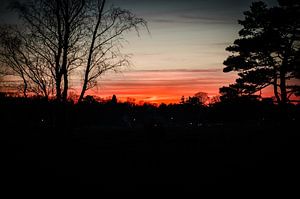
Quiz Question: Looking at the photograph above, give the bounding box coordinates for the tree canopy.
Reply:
[221,0,300,105]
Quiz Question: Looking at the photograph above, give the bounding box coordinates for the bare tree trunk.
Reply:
[280,62,287,106]
[278,62,288,120]
[22,77,28,98]
[78,0,106,103]
[273,74,281,104]
[61,2,70,102]
[62,71,68,101]
[54,0,63,101]
[56,74,62,101]
[78,79,87,102]
[19,70,28,98]
[41,83,49,100]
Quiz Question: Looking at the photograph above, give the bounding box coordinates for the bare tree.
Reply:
[0,26,28,97]
[194,92,209,104]
[0,25,54,98]
[10,0,89,101]
[78,0,147,102]
[210,95,221,104]
[3,0,147,102]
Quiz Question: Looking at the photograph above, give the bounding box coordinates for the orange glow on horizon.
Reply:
[75,69,283,104]
[1,69,282,104]
[75,69,239,104]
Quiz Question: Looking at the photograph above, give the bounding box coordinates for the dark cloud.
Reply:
[0,0,278,24]
[179,15,235,24]
[151,15,234,25]
[113,0,278,26]
[151,19,177,24]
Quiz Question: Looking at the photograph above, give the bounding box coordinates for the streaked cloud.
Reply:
[80,69,237,104]
[0,0,278,103]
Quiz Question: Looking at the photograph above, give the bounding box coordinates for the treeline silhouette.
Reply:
[1,94,299,190]
[1,94,299,130]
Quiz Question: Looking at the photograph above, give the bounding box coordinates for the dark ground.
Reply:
[1,122,299,191]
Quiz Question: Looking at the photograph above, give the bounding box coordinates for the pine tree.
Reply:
[221,1,300,105]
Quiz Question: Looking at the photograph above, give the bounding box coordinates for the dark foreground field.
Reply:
[1,122,299,191]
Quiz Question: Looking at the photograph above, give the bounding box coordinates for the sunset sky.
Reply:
[0,0,278,103]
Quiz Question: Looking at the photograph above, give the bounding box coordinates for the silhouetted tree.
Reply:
[1,0,146,102]
[223,1,300,105]
[83,95,98,104]
[6,0,88,101]
[219,85,240,102]
[0,25,54,98]
[210,95,221,104]
[194,92,209,104]
[78,0,147,102]
[186,96,201,106]
[0,26,29,97]
[181,92,209,106]
[126,97,136,105]
[180,95,185,104]
[111,94,117,104]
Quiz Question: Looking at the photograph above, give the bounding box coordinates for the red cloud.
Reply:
[76,69,238,104]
